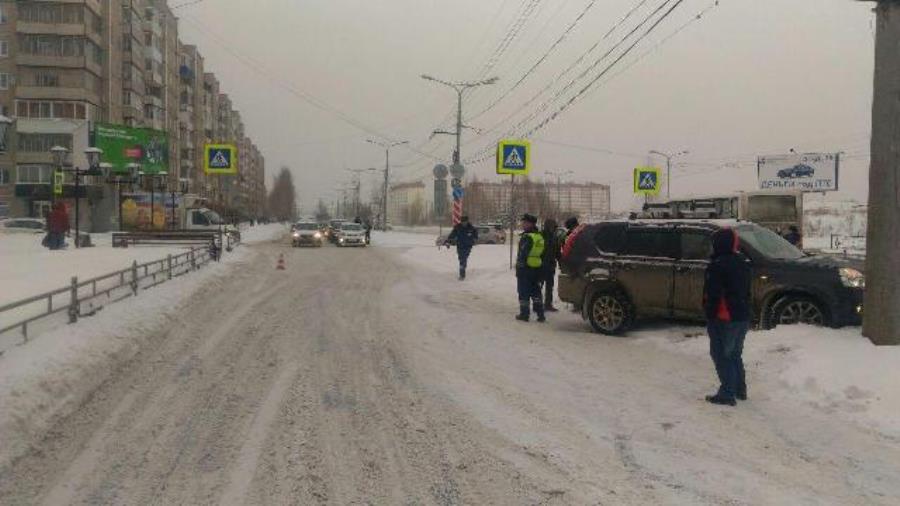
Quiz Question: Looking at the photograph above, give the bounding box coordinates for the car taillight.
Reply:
[561,224,586,261]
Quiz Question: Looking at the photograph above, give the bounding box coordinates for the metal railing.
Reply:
[0,245,216,352]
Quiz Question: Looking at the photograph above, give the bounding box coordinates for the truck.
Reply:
[636,190,803,237]
[178,195,240,241]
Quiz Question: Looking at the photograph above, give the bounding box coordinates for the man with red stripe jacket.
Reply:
[703,228,752,406]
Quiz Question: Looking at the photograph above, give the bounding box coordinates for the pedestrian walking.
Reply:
[541,218,560,312]
[703,228,752,406]
[364,219,372,244]
[516,214,545,322]
[444,216,478,280]
[46,202,69,250]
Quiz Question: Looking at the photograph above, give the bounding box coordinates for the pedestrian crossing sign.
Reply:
[633,166,662,195]
[496,139,531,175]
[204,144,238,175]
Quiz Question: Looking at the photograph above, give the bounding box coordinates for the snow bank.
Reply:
[0,227,283,468]
[639,325,900,437]
[239,223,288,244]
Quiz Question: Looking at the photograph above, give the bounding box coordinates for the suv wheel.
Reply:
[770,296,827,327]
[588,289,633,335]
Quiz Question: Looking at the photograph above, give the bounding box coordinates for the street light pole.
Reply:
[649,150,689,199]
[367,139,408,231]
[420,74,498,166]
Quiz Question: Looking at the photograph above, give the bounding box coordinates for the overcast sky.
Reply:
[177,0,875,212]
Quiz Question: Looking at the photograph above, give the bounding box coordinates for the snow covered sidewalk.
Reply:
[0,224,285,468]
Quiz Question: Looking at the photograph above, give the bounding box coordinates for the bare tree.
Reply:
[267,167,298,222]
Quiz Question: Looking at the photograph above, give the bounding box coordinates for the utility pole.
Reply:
[649,150,689,199]
[367,139,408,231]
[421,74,498,225]
[863,0,900,345]
[547,170,574,217]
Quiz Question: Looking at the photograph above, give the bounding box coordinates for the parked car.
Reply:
[436,225,506,246]
[0,218,46,234]
[291,221,324,247]
[558,219,865,335]
[336,222,367,247]
[777,164,815,179]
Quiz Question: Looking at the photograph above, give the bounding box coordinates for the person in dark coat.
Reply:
[782,225,802,247]
[541,218,560,312]
[444,216,478,280]
[46,202,69,250]
[364,220,372,244]
[516,214,546,322]
[703,228,752,406]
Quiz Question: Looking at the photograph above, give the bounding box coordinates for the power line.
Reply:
[469,0,602,121]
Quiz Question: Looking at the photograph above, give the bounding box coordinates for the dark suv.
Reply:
[558,220,865,335]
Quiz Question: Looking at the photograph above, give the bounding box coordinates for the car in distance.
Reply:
[336,222,367,247]
[291,221,324,247]
[777,164,815,179]
[558,219,864,335]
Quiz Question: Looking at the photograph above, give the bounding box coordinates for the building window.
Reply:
[16,165,55,184]
[0,73,10,90]
[35,72,59,87]
[0,168,10,184]
[17,134,73,154]
[15,100,87,119]
[0,6,6,24]
[0,40,7,58]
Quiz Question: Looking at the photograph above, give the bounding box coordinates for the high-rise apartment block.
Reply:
[0,0,266,228]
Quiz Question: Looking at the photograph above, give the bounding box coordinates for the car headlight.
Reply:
[839,267,865,288]
[314,232,322,239]
[292,232,300,238]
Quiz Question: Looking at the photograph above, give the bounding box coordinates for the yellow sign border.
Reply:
[204,144,238,175]
[633,166,662,195]
[496,139,531,175]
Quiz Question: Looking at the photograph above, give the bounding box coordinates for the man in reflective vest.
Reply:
[516,213,546,322]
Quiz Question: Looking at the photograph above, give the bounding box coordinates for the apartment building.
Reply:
[465,179,611,223]
[0,0,266,225]
[388,181,427,226]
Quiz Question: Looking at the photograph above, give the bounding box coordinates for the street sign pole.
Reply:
[509,174,515,270]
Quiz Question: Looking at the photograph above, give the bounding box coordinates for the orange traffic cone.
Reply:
[276,254,286,270]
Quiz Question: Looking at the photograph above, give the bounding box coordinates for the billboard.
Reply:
[758,153,839,192]
[121,192,183,230]
[95,123,169,174]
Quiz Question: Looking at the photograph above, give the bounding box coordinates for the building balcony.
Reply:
[145,95,163,108]
[16,86,100,105]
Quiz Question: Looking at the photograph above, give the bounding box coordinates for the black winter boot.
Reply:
[516,302,530,321]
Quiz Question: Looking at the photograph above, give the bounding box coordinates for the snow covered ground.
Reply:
[375,229,900,439]
[2,224,897,504]
[0,224,285,468]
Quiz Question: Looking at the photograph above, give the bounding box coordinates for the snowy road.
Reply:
[1,235,898,505]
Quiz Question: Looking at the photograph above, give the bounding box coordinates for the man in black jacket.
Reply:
[541,218,560,311]
[444,216,478,280]
[703,228,752,406]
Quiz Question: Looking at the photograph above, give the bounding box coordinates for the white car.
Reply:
[0,218,46,234]
[337,223,367,247]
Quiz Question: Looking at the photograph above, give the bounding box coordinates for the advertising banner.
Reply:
[95,123,169,174]
[758,153,839,192]
[121,192,182,230]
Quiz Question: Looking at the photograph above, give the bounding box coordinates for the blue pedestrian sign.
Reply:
[204,143,238,175]
[496,139,531,175]
[633,166,662,195]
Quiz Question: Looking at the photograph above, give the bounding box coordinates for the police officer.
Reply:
[516,213,546,322]
[444,216,479,280]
